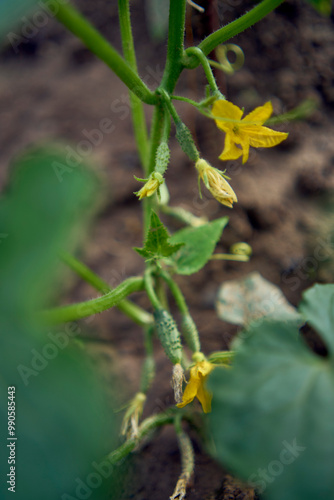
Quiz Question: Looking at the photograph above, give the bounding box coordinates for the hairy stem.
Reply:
[60,253,153,326]
[184,0,285,68]
[170,416,195,500]
[159,269,201,353]
[184,47,221,96]
[144,268,161,310]
[143,103,165,235]
[160,0,187,93]
[108,410,177,464]
[42,277,145,324]
[159,269,188,315]
[118,0,150,172]
[54,1,157,104]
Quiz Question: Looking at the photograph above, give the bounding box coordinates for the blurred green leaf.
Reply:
[209,292,334,500]
[0,0,39,42]
[0,145,97,320]
[0,146,118,500]
[170,217,228,275]
[145,0,169,41]
[299,283,334,355]
[135,210,183,261]
[216,272,301,327]
[1,324,119,500]
[304,0,331,16]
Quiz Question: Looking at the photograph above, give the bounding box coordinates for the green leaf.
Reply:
[169,217,228,275]
[134,210,183,261]
[0,145,98,319]
[304,0,331,16]
[299,283,334,355]
[209,317,334,500]
[216,272,301,327]
[0,146,119,500]
[1,324,119,500]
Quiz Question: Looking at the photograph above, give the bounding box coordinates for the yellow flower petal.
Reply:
[196,382,212,413]
[234,134,250,164]
[177,360,214,413]
[213,99,243,132]
[246,127,289,148]
[219,133,243,161]
[212,99,288,165]
[242,101,273,125]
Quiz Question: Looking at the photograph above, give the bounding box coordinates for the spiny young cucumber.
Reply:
[175,123,199,162]
[155,142,170,175]
[154,308,182,364]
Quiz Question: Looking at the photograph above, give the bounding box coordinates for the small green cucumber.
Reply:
[154,308,182,364]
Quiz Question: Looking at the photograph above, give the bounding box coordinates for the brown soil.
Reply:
[1,0,334,498]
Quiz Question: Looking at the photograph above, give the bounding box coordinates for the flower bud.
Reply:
[135,172,164,200]
[195,158,237,208]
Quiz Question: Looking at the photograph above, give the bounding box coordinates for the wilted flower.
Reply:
[195,158,237,208]
[212,100,288,164]
[121,392,146,439]
[172,363,185,404]
[135,172,164,200]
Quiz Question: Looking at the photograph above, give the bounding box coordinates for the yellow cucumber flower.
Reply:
[135,172,164,200]
[177,359,214,413]
[195,158,237,208]
[212,100,288,164]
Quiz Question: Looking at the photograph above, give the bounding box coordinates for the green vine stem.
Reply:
[148,102,166,175]
[265,98,317,125]
[143,0,187,231]
[60,253,153,326]
[158,88,182,125]
[184,47,222,97]
[183,0,285,68]
[118,0,150,172]
[41,277,145,324]
[144,268,161,310]
[170,416,195,500]
[159,269,201,353]
[107,409,178,464]
[159,269,188,315]
[140,325,155,394]
[160,0,187,93]
[143,102,165,234]
[142,0,187,234]
[54,1,157,105]
[61,252,110,294]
